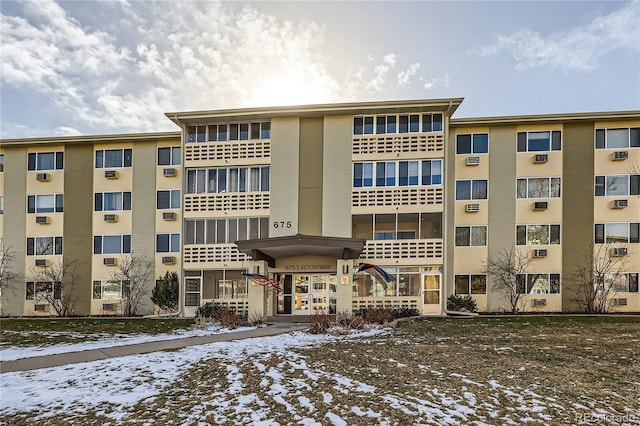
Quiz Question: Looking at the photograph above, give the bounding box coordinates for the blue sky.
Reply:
[1,0,638,138]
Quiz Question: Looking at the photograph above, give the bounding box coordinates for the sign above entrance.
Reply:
[283,264,333,272]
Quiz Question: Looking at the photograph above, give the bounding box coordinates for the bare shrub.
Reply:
[308,313,334,334]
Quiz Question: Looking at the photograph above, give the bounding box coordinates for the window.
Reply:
[353,162,374,187]
[26,237,63,255]
[456,180,488,200]
[28,152,64,171]
[454,274,487,295]
[516,224,561,245]
[0,154,4,172]
[516,273,561,294]
[157,190,181,209]
[95,149,132,168]
[354,160,441,188]
[157,147,181,166]
[353,114,443,135]
[0,196,3,214]
[184,218,269,244]
[609,273,639,293]
[594,175,640,196]
[92,280,129,300]
[517,131,561,152]
[354,266,425,298]
[595,128,640,149]
[456,134,489,154]
[94,192,132,211]
[156,233,180,253]
[455,226,487,246]
[594,223,640,244]
[27,194,64,213]
[188,122,270,142]
[25,281,61,300]
[399,161,419,186]
[93,235,132,254]
[186,167,270,193]
[376,162,396,187]
[517,178,561,198]
[374,231,416,240]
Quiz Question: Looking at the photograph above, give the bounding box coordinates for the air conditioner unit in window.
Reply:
[162,256,176,265]
[104,214,118,222]
[613,151,628,160]
[104,170,118,179]
[466,156,481,166]
[613,199,628,209]
[35,216,50,224]
[163,168,176,177]
[531,299,547,307]
[465,203,480,212]
[34,304,49,312]
[104,257,117,266]
[533,201,548,211]
[102,303,119,311]
[35,259,48,267]
[611,248,628,257]
[36,173,49,181]
[532,249,548,258]
[613,298,628,306]
[533,154,548,163]
[162,212,177,221]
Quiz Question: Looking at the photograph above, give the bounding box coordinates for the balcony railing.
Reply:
[183,244,251,264]
[352,187,443,210]
[185,140,271,162]
[353,133,444,156]
[360,239,443,261]
[184,192,270,213]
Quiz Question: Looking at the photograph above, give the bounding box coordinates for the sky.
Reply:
[0,0,638,138]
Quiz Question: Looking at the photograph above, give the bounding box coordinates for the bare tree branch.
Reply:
[29,259,79,317]
[0,246,19,308]
[109,253,154,316]
[485,247,535,314]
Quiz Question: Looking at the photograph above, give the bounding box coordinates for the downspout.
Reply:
[441,100,453,317]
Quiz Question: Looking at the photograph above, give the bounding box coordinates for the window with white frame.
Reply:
[516,224,561,245]
[517,131,561,152]
[595,128,640,149]
[28,152,64,171]
[26,237,63,255]
[353,266,426,297]
[594,223,640,244]
[27,194,64,213]
[0,196,4,214]
[594,175,640,196]
[157,147,181,166]
[25,281,61,300]
[455,180,488,200]
[93,235,131,254]
[156,233,180,253]
[516,273,561,294]
[184,217,269,244]
[94,192,131,211]
[187,122,271,142]
[95,149,132,168]
[517,177,561,198]
[157,190,181,209]
[455,226,487,246]
[0,154,4,172]
[454,274,487,295]
[353,113,443,135]
[186,166,270,194]
[609,273,639,293]
[456,134,489,154]
[92,280,129,299]
[353,160,442,188]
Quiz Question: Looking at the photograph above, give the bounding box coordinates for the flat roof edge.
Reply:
[451,110,640,126]
[0,131,182,146]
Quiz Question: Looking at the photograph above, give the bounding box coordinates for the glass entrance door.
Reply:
[278,274,337,314]
[423,274,441,305]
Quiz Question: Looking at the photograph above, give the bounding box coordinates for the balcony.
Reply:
[352,133,444,157]
[360,239,443,263]
[352,186,443,211]
[184,140,270,163]
[184,192,270,213]
[183,244,251,265]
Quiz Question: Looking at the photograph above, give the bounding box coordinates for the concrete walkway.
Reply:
[0,322,307,374]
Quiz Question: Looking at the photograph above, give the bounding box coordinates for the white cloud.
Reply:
[0,2,407,137]
[472,1,640,72]
[397,63,420,87]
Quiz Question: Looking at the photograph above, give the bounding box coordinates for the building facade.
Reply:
[0,99,638,317]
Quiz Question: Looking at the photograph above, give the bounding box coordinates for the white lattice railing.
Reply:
[352,297,420,311]
[185,140,271,162]
[352,187,443,208]
[352,133,444,155]
[360,239,443,261]
[202,298,249,316]
[184,192,270,213]
[183,244,251,264]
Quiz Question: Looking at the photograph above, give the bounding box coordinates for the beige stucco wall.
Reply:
[270,117,300,236]
[298,117,324,236]
[323,116,352,238]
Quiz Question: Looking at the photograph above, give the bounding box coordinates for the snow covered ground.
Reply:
[1,320,638,425]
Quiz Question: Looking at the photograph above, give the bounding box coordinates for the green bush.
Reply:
[446,294,478,313]
[151,271,179,311]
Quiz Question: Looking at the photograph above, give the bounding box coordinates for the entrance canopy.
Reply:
[235,234,366,267]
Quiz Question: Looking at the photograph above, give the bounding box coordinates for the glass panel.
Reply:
[399,115,409,133]
[399,162,409,186]
[551,131,562,150]
[528,274,549,294]
[470,275,486,294]
[376,162,386,187]
[260,122,271,139]
[527,225,549,245]
[196,126,206,142]
[607,129,628,148]
[455,227,470,246]
[217,125,228,141]
[551,178,561,197]
[528,132,550,152]
[364,116,374,134]
[594,224,604,244]
[229,124,239,140]
[102,236,122,254]
[170,234,180,252]
[471,226,487,246]
[422,114,432,132]
[516,179,527,198]
[631,128,640,147]
[606,175,628,196]
[456,135,472,154]
[203,220,213,244]
[550,274,561,294]
[455,275,469,294]
[456,181,471,200]
[353,117,363,135]
[217,169,227,192]
[158,148,170,166]
[528,178,549,198]
[431,160,442,185]
[37,153,55,170]
[207,125,217,142]
[594,176,605,196]
[516,225,527,245]
[595,129,605,149]
[376,116,386,134]
[238,218,248,240]
[472,180,487,199]
[386,116,396,133]
[249,218,259,239]
[363,163,373,187]
[517,132,527,152]
[432,114,442,131]
[353,163,362,187]
[36,195,55,213]
[408,161,419,185]
[216,220,226,243]
[251,123,261,139]
[104,150,123,168]
[409,114,419,132]
[156,234,169,252]
[473,134,489,153]
[228,219,237,243]
[550,225,561,244]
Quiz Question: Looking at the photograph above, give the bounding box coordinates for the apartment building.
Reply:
[1,99,638,317]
